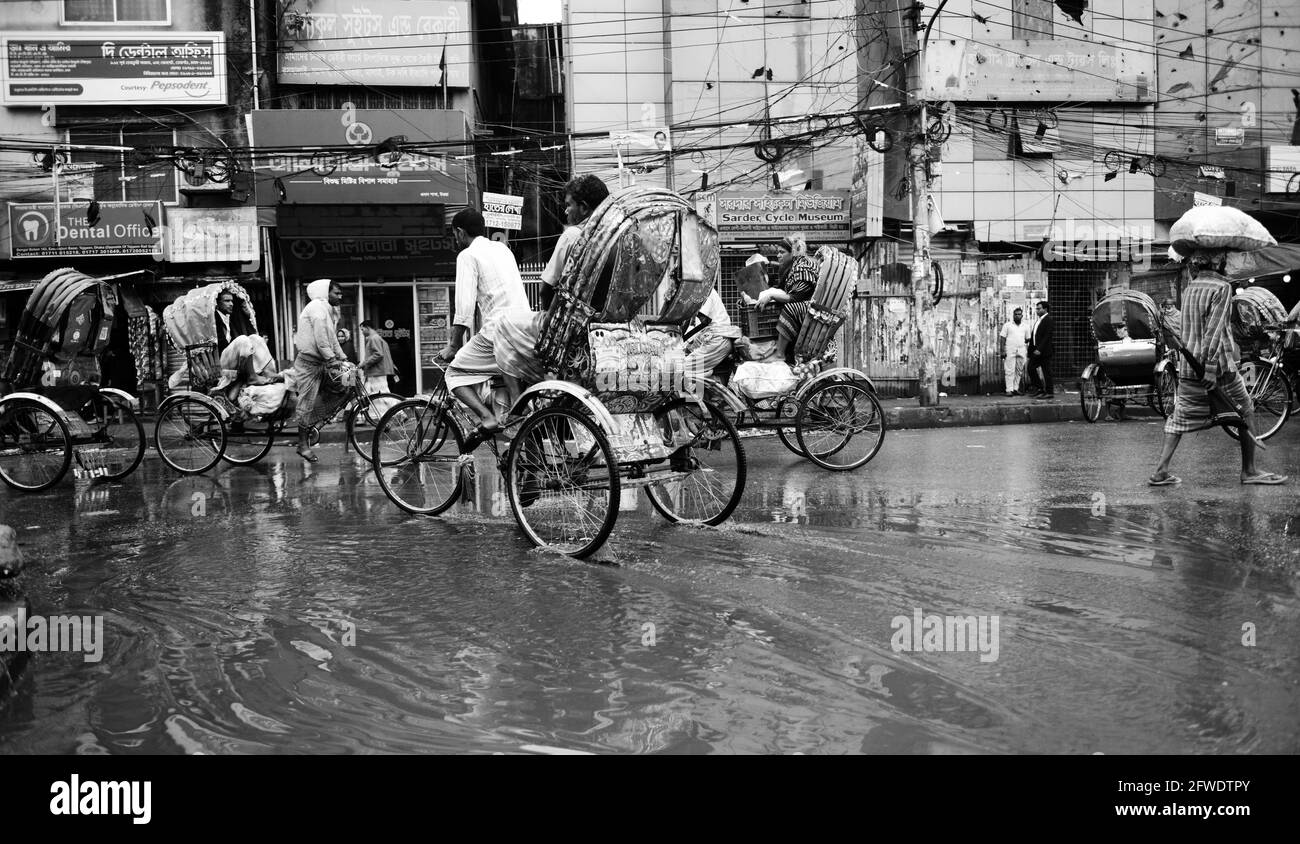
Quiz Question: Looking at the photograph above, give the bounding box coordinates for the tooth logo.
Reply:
[16,210,51,244]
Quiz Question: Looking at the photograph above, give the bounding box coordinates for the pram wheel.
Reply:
[0,397,72,491]
[156,396,225,474]
[646,399,747,526]
[78,390,145,481]
[372,398,465,515]
[222,418,278,466]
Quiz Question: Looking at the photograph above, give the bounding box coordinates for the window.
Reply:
[63,0,170,25]
[67,128,178,204]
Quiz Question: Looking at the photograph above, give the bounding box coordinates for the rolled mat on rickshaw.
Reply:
[792,246,854,363]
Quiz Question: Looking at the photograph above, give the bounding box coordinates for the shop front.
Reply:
[251,107,474,396]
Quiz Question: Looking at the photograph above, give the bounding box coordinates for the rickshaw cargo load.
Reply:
[1098,339,1158,367]
[1169,206,1277,256]
[732,361,798,400]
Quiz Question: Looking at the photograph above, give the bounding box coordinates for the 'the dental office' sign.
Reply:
[7,201,162,259]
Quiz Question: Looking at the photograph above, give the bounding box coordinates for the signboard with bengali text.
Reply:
[1,31,226,105]
[164,207,260,263]
[482,192,522,230]
[278,0,470,88]
[712,191,852,243]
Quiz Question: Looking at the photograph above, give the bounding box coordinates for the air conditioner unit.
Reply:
[179,170,232,193]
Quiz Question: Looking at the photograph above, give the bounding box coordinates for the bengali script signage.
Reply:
[926,40,1154,103]
[279,0,470,87]
[1,32,226,105]
[713,191,851,242]
[482,192,523,230]
[251,108,470,205]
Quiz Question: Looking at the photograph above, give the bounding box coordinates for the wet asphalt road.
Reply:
[1,416,1298,754]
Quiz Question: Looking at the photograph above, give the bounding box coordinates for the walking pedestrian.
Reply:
[1029,301,1055,398]
[336,327,357,364]
[290,279,355,463]
[359,320,398,416]
[1150,248,1287,486]
[998,307,1030,395]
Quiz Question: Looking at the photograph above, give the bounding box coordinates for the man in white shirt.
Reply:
[492,174,611,396]
[437,207,530,434]
[685,287,742,377]
[998,307,1030,396]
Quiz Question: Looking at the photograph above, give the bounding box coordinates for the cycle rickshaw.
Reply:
[702,245,886,471]
[0,268,145,492]
[155,282,396,473]
[371,186,747,558]
[1228,286,1292,440]
[1079,289,1178,422]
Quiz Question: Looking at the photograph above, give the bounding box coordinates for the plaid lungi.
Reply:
[1164,372,1252,435]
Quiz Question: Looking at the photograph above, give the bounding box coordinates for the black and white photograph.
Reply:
[0,0,1295,801]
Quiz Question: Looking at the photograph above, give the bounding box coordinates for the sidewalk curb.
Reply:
[884,400,1082,431]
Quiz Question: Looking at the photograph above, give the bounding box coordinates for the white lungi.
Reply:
[445,332,501,391]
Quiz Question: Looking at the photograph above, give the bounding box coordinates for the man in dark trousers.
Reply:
[1029,300,1055,399]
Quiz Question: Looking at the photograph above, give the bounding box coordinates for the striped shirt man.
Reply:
[1176,271,1239,382]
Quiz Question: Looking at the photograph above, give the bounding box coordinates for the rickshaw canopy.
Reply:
[1,267,118,387]
[162,281,256,350]
[1231,287,1287,347]
[1091,289,1161,343]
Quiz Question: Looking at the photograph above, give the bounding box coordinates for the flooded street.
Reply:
[2,420,1298,754]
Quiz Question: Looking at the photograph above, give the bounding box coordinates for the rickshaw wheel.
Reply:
[372,398,464,515]
[776,426,806,457]
[0,398,73,492]
[505,406,620,558]
[79,391,145,481]
[795,380,885,471]
[347,392,402,463]
[155,397,225,475]
[1154,368,1177,418]
[1226,361,1292,442]
[1080,373,1105,422]
[221,418,277,466]
[646,399,747,526]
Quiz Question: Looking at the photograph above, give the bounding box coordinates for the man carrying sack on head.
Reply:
[1150,206,1287,487]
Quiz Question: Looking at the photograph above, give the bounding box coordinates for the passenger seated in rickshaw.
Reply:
[684,288,742,377]
[215,334,291,418]
[742,234,818,363]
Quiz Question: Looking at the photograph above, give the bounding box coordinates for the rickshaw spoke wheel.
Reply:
[795,380,885,471]
[0,399,73,492]
[373,399,464,515]
[1081,372,1106,422]
[79,391,145,481]
[646,400,747,525]
[1154,368,1177,418]
[221,417,277,466]
[155,398,225,475]
[1227,361,1292,442]
[505,406,619,558]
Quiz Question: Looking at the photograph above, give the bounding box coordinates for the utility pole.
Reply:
[903,0,939,406]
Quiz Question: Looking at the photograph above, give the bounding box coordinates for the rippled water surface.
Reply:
[2,421,1298,754]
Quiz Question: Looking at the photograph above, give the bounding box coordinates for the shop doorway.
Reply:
[362,288,417,397]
